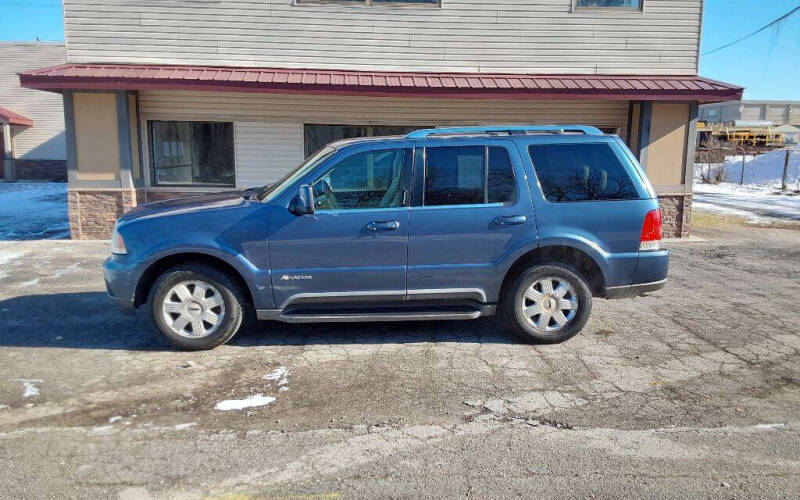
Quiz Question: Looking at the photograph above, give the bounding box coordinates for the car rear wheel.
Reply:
[503,263,592,344]
[148,264,245,350]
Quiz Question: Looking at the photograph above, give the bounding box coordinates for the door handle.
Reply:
[366,220,401,231]
[492,215,527,226]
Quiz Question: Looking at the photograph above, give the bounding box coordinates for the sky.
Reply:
[1,0,798,100]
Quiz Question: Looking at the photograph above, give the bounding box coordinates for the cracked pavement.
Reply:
[1,219,799,499]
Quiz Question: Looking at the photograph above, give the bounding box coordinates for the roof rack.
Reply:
[405,125,604,139]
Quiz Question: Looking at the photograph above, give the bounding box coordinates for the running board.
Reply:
[257,306,495,323]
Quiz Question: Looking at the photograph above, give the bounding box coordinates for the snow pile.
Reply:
[697,150,800,187]
[0,183,69,239]
[693,182,800,222]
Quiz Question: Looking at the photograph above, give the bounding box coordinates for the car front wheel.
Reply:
[148,264,245,350]
[503,263,592,344]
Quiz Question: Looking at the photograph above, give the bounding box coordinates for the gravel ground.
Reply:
[0,219,799,499]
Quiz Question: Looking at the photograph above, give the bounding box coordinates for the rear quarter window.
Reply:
[528,143,642,202]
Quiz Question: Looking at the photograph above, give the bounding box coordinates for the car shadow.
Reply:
[0,292,518,351]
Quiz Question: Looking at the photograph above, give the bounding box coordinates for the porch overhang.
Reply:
[20,63,743,103]
[0,106,34,127]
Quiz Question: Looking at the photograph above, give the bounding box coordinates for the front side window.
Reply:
[528,143,641,202]
[424,146,516,206]
[149,121,234,187]
[574,0,642,9]
[313,148,409,210]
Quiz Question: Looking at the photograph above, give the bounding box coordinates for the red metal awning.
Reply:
[0,106,34,127]
[20,63,743,103]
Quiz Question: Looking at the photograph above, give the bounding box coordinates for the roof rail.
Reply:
[405,125,604,139]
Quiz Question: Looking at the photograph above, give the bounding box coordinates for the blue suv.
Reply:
[104,126,668,350]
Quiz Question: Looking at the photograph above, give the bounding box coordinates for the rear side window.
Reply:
[528,143,641,202]
[424,146,516,206]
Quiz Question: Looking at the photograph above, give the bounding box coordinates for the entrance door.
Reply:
[407,140,536,303]
[268,144,413,310]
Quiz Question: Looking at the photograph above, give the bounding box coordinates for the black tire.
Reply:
[147,264,246,350]
[502,263,593,344]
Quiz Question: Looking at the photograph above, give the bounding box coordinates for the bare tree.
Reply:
[696,136,732,184]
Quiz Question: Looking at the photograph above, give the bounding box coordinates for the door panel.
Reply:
[407,140,537,303]
[268,208,409,309]
[267,146,412,310]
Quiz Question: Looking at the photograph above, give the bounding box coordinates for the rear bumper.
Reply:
[604,278,667,299]
[604,249,669,299]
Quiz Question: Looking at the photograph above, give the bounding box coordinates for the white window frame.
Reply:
[572,0,644,12]
[295,0,441,8]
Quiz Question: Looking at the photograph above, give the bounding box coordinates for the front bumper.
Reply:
[103,255,149,311]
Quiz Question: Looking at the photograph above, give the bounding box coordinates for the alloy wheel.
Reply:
[519,276,578,332]
[161,280,226,338]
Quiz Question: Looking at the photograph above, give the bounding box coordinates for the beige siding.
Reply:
[235,121,305,186]
[645,102,687,186]
[73,93,120,181]
[64,0,701,75]
[0,42,66,160]
[138,90,629,186]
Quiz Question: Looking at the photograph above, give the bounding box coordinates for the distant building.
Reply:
[700,100,800,127]
[0,42,67,182]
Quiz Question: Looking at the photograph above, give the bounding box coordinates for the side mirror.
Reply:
[289,184,315,216]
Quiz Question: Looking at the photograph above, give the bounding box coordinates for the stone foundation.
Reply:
[16,159,67,182]
[68,189,137,240]
[658,194,692,238]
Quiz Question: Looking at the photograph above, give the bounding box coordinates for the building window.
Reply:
[149,121,235,187]
[424,146,516,206]
[528,143,642,202]
[296,0,439,7]
[574,0,643,10]
[304,124,429,157]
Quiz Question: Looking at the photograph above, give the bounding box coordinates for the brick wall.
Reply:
[15,159,67,182]
[658,194,692,238]
[68,189,137,239]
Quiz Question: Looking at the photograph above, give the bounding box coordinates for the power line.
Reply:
[702,4,800,56]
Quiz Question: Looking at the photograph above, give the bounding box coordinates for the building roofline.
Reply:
[20,63,744,103]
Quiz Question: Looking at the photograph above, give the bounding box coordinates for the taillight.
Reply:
[640,209,662,251]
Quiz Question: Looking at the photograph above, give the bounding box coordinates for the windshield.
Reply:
[258,146,337,202]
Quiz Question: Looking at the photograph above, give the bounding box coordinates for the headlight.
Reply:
[110,226,127,255]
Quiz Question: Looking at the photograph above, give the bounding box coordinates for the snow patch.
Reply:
[0,404,9,411]
[0,251,26,266]
[174,423,197,430]
[15,379,43,398]
[0,183,69,240]
[693,182,800,221]
[755,423,786,430]
[108,416,123,424]
[90,425,115,435]
[214,394,276,411]
[263,366,290,387]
